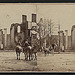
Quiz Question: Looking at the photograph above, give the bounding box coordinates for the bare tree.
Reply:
[47,19,55,46]
[38,18,58,50]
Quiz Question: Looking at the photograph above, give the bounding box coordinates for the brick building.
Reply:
[10,14,38,49]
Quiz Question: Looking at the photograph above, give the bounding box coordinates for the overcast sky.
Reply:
[0,3,75,35]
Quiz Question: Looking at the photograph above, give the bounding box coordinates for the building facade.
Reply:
[0,29,3,49]
[58,31,64,51]
[10,14,38,49]
[71,25,75,51]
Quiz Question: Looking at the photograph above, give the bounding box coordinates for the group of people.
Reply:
[42,43,65,56]
[16,37,64,59]
[16,40,37,60]
[42,43,56,56]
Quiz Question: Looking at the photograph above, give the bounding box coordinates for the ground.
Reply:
[0,50,75,72]
[37,52,75,72]
[0,51,37,72]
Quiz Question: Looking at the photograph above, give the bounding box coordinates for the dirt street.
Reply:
[0,51,37,72]
[0,51,75,72]
[37,52,75,72]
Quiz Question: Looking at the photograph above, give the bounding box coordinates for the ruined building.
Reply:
[10,15,28,49]
[71,25,75,51]
[0,29,3,49]
[10,14,38,49]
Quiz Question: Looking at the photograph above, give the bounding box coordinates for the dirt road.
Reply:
[37,52,75,72]
[0,51,37,72]
[0,51,75,72]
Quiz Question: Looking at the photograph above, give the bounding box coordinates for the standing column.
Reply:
[44,38,46,48]
[58,31,64,52]
[65,30,68,50]
[4,28,7,49]
[0,29,3,50]
[58,31,63,47]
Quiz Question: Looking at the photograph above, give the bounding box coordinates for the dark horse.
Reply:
[30,45,37,60]
[15,43,23,60]
[23,45,37,61]
[15,40,29,60]
[23,45,32,61]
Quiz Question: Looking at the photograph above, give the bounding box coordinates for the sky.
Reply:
[0,3,75,35]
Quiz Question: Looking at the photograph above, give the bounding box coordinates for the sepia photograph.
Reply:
[0,3,75,72]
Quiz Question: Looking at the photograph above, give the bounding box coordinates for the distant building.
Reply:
[10,23,20,49]
[3,28,7,49]
[30,14,38,47]
[58,30,64,48]
[7,34,11,49]
[10,14,38,49]
[71,25,75,51]
[57,30,65,52]
[0,29,11,50]
[68,36,71,49]
[0,29,3,49]
[65,30,68,50]
[10,14,29,49]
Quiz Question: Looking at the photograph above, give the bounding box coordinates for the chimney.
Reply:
[32,14,36,22]
[22,15,27,24]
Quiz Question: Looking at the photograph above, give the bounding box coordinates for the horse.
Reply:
[23,45,37,61]
[15,40,37,61]
[31,45,37,60]
[15,44,23,60]
[22,45,32,61]
[15,40,29,60]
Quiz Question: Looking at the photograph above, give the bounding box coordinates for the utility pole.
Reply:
[49,20,51,46]
[58,24,60,53]
[48,19,53,46]
[39,18,43,51]
[36,4,37,23]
